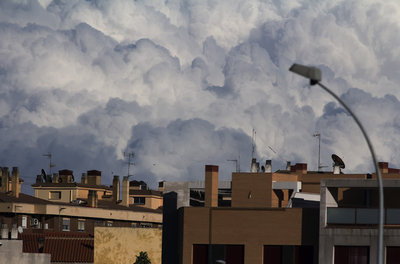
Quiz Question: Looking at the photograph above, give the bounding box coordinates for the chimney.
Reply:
[286,161,291,171]
[11,167,20,198]
[52,173,59,183]
[1,224,8,239]
[87,190,98,208]
[1,167,9,193]
[333,165,341,174]
[292,163,307,174]
[112,176,120,203]
[378,162,388,174]
[121,176,130,207]
[250,158,258,172]
[81,173,88,184]
[36,175,43,184]
[265,160,272,173]
[59,170,73,183]
[205,165,218,207]
[158,181,165,192]
[87,170,101,185]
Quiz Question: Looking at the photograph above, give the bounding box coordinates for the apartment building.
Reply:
[320,178,400,264]
[162,160,400,264]
[32,170,163,210]
[163,163,319,264]
[0,167,162,236]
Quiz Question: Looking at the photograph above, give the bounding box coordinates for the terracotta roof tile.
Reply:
[20,232,94,263]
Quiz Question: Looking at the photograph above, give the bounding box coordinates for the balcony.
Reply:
[327,208,400,225]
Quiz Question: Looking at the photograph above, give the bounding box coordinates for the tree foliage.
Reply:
[134,251,151,264]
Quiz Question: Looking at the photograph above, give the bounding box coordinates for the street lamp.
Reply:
[58,207,66,231]
[289,63,384,264]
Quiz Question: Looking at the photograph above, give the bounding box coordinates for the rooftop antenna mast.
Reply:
[124,152,135,178]
[227,158,240,172]
[42,153,55,175]
[313,133,327,171]
[251,128,256,160]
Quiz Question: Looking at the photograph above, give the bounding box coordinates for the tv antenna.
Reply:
[42,153,55,175]
[313,133,327,171]
[227,157,240,172]
[124,152,135,178]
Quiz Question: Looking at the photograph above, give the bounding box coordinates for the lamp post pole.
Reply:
[289,63,384,264]
[58,207,66,231]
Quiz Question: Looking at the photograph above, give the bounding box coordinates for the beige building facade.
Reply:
[94,227,162,264]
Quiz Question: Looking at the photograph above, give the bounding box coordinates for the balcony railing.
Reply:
[327,208,400,225]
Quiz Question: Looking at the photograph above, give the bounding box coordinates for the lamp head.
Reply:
[289,63,322,85]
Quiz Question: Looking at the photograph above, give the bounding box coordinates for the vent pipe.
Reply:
[265,160,272,173]
[250,158,258,172]
[286,161,291,171]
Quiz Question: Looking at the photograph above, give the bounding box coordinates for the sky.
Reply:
[1,0,400,193]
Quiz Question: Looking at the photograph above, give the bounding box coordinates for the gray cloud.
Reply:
[0,0,400,193]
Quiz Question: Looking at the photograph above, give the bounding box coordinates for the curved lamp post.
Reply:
[289,63,384,264]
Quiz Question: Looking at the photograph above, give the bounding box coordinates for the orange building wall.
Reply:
[182,207,304,264]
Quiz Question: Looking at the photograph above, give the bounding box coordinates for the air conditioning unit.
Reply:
[31,218,39,226]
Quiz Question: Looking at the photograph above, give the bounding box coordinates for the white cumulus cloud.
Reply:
[0,0,400,194]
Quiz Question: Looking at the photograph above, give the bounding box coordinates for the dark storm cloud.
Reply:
[0,0,400,191]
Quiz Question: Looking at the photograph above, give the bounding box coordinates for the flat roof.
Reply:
[321,178,400,188]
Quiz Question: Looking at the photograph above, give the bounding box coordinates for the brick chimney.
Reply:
[112,176,120,203]
[87,170,101,185]
[291,163,307,174]
[87,190,98,208]
[11,167,20,198]
[205,165,218,207]
[81,173,88,184]
[121,176,130,207]
[1,167,9,193]
[378,162,389,174]
[59,169,73,183]
[52,173,59,183]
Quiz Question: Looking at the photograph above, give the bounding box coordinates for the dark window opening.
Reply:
[334,246,369,264]
[134,197,146,205]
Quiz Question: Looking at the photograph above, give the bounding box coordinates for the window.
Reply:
[334,246,369,264]
[139,223,152,228]
[95,220,104,226]
[49,191,61,200]
[21,216,27,228]
[62,218,70,231]
[193,244,244,264]
[134,197,146,205]
[77,220,85,232]
[386,247,400,264]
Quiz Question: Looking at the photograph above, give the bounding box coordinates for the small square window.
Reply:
[21,216,27,228]
[78,220,85,232]
[134,197,146,205]
[49,191,61,200]
[95,220,104,226]
[62,218,70,231]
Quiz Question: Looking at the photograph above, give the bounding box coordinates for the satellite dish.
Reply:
[332,154,345,169]
[41,169,47,182]
[58,178,62,183]
[17,226,23,234]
